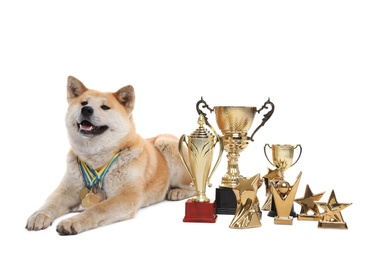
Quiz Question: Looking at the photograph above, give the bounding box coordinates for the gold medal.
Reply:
[81,191,93,208]
[89,194,101,205]
[95,188,107,201]
[78,153,119,208]
[79,187,90,200]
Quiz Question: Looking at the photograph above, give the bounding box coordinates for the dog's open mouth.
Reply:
[78,120,108,136]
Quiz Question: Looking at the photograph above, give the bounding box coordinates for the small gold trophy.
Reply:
[178,111,223,223]
[197,97,275,214]
[229,174,262,229]
[294,184,325,221]
[270,172,302,225]
[262,144,302,217]
[315,190,352,229]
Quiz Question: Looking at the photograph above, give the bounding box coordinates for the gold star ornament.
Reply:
[315,189,352,229]
[229,174,262,229]
[261,168,281,211]
[295,184,325,221]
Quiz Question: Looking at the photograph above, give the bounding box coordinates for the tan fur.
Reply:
[26,76,195,235]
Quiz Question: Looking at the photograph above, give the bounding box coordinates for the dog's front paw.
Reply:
[167,188,196,201]
[26,212,53,231]
[56,217,84,235]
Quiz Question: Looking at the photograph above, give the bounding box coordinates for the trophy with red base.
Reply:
[178,105,223,223]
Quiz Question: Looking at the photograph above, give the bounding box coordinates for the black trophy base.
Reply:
[267,196,297,218]
[215,187,236,215]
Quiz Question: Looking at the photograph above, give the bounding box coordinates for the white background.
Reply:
[1,0,368,258]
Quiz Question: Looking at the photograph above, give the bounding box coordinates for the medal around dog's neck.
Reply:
[77,152,120,189]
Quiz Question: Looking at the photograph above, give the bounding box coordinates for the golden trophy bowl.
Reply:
[264,144,302,179]
[214,100,275,189]
[215,106,257,188]
[197,97,274,214]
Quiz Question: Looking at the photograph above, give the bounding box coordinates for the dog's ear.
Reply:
[67,76,88,103]
[114,85,135,116]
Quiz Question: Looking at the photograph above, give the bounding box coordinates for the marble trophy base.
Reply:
[183,199,217,223]
[215,187,237,215]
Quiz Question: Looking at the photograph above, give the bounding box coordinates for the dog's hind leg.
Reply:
[151,134,196,201]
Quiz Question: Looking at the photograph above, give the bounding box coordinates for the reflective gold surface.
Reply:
[214,106,256,188]
[265,144,302,179]
[261,168,280,211]
[295,184,325,221]
[262,144,302,212]
[315,190,352,229]
[271,172,302,225]
[229,174,262,229]
[178,114,223,202]
[214,100,274,188]
[214,106,257,134]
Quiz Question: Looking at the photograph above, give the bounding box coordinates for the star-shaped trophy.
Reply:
[261,168,280,211]
[229,174,262,229]
[315,190,352,229]
[295,184,325,221]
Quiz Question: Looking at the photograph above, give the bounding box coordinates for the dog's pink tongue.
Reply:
[80,124,93,131]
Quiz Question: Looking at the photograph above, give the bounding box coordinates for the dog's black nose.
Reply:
[81,106,94,116]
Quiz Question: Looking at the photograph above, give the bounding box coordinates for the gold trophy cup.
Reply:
[197,97,274,214]
[179,112,223,223]
[263,144,302,218]
[264,144,302,179]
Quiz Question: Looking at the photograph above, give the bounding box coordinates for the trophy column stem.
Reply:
[220,152,240,188]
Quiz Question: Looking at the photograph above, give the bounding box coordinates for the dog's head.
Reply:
[65,76,136,155]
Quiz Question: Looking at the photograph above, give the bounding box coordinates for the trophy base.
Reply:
[318,220,348,229]
[230,210,262,229]
[267,196,297,218]
[215,187,237,215]
[183,199,217,223]
[297,214,322,221]
[274,216,293,225]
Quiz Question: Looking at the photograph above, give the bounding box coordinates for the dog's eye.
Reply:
[81,101,88,106]
[101,105,110,110]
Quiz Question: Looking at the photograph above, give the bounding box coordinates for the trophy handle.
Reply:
[178,134,195,187]
[196,97,224,188]
[291,144,302,167]
[196,97,214,123]
[264,144,275,166]
[207,133,224,188]
[249,98,275,142]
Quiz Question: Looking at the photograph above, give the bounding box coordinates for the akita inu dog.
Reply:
[26,76,195,235]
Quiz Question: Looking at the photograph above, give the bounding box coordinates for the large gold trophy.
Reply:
[198,97,274,214]
[178,105,223,223]
[262,144,302,218]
